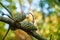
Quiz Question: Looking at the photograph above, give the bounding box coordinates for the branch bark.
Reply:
[0,16,46,40]
[0,16,14,25]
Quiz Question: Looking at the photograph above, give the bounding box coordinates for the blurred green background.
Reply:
[0,0,60,40]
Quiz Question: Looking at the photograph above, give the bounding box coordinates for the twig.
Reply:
[0,2,13,18]
[0,11,11,18]
[29,12,34,24]
[2,27,10,40]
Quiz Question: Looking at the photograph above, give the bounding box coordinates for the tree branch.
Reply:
[29,30,46,40]
[0,16,46,40]
[0,16,14,25]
